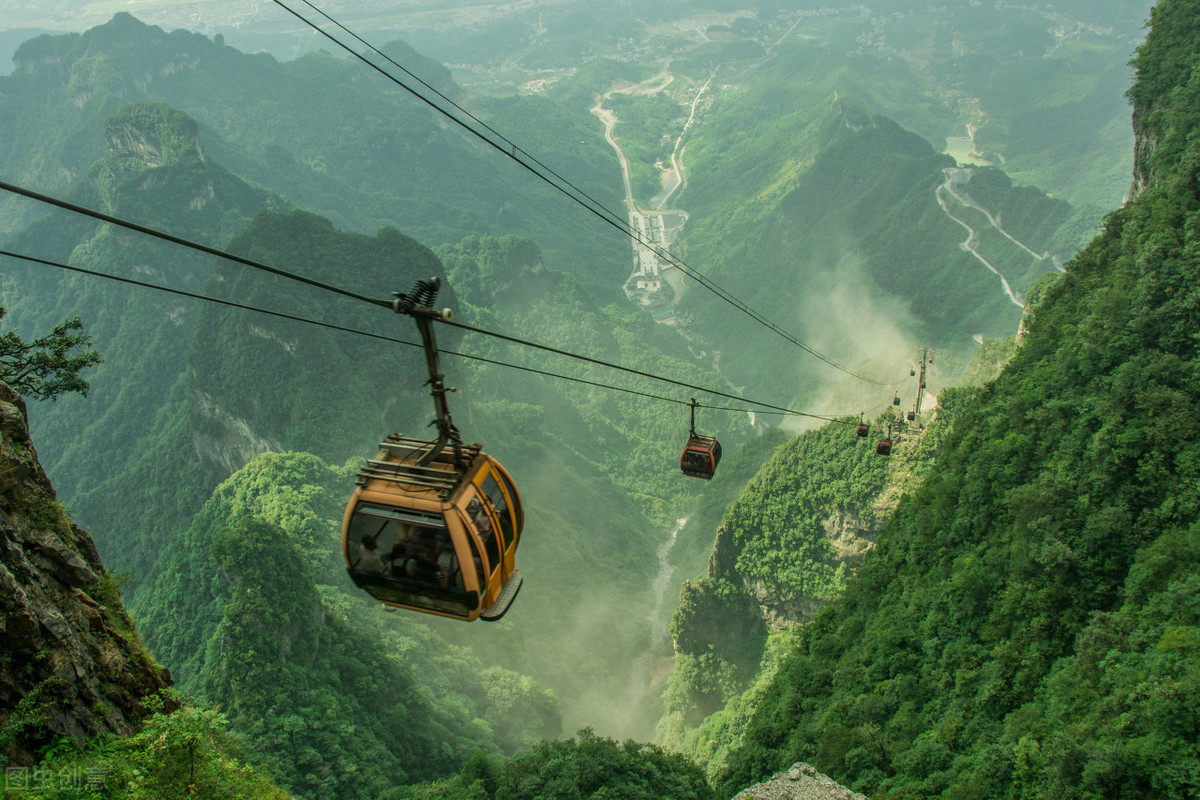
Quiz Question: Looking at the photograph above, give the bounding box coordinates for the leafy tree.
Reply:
[0,307,101,401]
[394,729,716,800]
[15,702,291,800]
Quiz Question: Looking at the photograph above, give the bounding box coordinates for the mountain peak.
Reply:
[103,102,204,167]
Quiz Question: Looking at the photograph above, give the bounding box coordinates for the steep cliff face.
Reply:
[0,382,173,765]
[1127,0,1200,198]
[716,4,1200,794]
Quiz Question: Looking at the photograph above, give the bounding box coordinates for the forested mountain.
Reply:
[667,66,1102,402]
[662,1,1200,796]
[1,0,1187,798]
[135,452,560,799]
[0,13,626,283]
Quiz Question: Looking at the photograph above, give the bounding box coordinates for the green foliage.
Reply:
[714,12,1200,791]
[0,307,101,402]
[956,336,1018,387]
[605,90,689,199]
[17,495,74,542]
[89,570,137,610]
[660,630,804,782]
[957,167,1080,259]
[722,422,888,604]
[188,211,454,465]
[131,451,561,799]
[477,668,562,754]
[10,704,290,800]
[395,729,715,800]
[0,679,58,756]
[1128,0,1200,185]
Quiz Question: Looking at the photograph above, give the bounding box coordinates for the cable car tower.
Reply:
[912,348,932,426]
[341,277,523,622]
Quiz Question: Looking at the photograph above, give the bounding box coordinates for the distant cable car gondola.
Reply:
[856,412,869,438]
[876,423,893,456]
[680,398,721,479]
[892,393,901,406]
[342,278,523,622]
[907,410,916,421]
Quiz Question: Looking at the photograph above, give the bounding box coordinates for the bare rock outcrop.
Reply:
[0,382,174,765]
[733,762,867,800]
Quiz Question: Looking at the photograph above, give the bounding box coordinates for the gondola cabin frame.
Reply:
[342,435,523,622]
[681,434,722,480]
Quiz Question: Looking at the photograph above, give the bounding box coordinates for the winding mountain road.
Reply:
[592,70,714,307]
[935,173,1025,309]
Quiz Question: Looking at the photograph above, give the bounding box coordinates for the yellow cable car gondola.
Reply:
[342,278,523,621]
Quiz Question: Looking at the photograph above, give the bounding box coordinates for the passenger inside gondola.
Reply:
[346,505,468,606]
[353,531,386,572]
[402,528,449,588]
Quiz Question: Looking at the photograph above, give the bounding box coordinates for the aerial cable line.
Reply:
[0,179,391,311]
[268,0,890,386]
[282,0,619,234]
[0,179,852,419]
[441,317,837,418]
[0,246,849,425]
[271,0,630,237]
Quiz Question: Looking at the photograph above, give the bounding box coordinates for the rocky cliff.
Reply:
[1127,0,1200,199]
[733,763,866,800]
[0,381,174,766]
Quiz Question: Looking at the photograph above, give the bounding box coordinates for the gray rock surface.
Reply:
[0,381,174,765]
[733,762,868,800]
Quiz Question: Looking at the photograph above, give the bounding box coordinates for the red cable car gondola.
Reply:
[876,422,893,456]
[342,278,523,622]
[856,412,869,438]
[680,398,721,479]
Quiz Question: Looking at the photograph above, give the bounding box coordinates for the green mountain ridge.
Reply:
[662,1,1200,795]
[659,387,973,756]
[675,99,1089,400]
[0,13,627,283]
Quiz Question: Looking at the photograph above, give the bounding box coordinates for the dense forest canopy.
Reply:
[708,1,1200,795]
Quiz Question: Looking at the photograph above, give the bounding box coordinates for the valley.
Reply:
[592,67,712,318]
[934,168,1028,309]
[1,1,1187,798]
